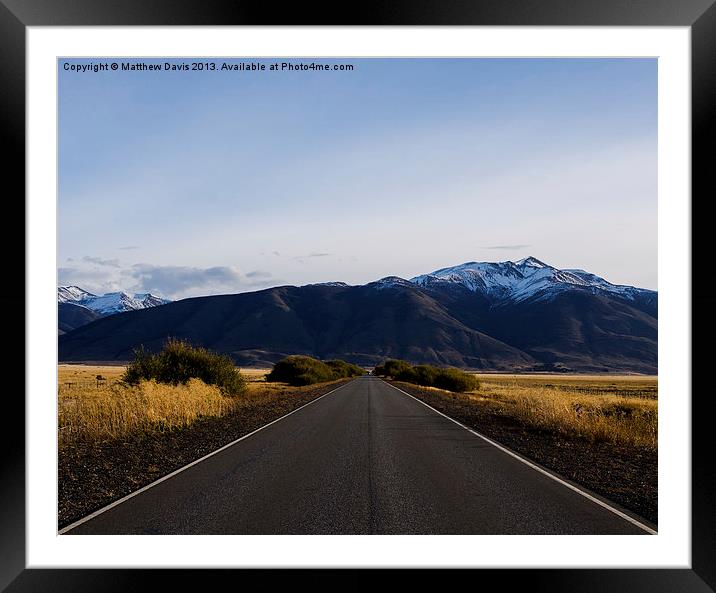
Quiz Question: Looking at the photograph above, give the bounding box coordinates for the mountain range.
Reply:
[58,286,171,334]
[58,257,657,373]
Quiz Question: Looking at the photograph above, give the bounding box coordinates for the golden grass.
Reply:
[58,364,341,447]
[474,373,657,398]
[58,378,236,446]
[59,365,656,449]
[463,374,658,449]
[59,364,127,386]
[238,368,271,380]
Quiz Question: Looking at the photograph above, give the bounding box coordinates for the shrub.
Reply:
[409,365,439,385]
[123,338,246,396]
[375,359,479,393]
[375,359,413,378]
[267,355,364,386]
[266,356,335,385]
[432,367,480,392]
[325,359,365,378]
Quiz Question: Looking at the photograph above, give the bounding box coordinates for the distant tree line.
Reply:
[374,359,479,393]
[266,355,365,386]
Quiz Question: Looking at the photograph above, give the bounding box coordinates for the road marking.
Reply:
[58,379,355,535]
[382,379,657,535]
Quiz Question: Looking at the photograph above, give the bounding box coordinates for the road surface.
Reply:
[64,376,652,534]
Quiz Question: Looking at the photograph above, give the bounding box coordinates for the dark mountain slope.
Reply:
[478,292,657,373]
[58,303,101,335]
[58,283,534,369]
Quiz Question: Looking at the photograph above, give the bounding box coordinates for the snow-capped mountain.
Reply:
[134,293,170,308]
[306,281,351,287]
[57,285,96,304]
[79,292,171,315]
[59,257,658,373]
[370,276,416,289]
[410,257,654,304]
[58,286,171,315]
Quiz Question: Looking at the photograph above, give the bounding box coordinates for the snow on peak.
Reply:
[306,281,350,287]
[57,286,171,315]
[371,276,413,289]
[409,258,651,303]
[58,285,96,303]
[83,292,137,315]
[134,293,172,308]
[515,256,547,268]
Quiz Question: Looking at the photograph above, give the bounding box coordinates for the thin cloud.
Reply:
[118,245,141,251]
[82,255,121,267]
[293,252,332,263]
[480,244,532,251]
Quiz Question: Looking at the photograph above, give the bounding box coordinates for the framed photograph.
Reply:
[5,0,713,590]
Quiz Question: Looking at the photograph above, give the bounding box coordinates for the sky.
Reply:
[58,58,657,300]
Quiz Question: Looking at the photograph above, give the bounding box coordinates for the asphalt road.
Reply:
[65,376,651,534]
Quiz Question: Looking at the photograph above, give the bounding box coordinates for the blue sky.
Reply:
[59,58,657,299]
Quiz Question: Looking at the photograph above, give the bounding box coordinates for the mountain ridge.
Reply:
[58,257,657,373]
[58,285,171,314]
[410,256,654,305]
[57,285,171,332]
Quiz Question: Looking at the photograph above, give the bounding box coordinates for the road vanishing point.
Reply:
[62,376,654,535]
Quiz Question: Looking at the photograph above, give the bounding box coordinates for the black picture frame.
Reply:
[3,0,712,590]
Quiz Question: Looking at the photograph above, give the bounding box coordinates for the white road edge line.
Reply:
[58,379,355,535]
[382,379,657,535]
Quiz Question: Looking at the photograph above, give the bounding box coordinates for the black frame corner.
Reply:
[5,0,714,590]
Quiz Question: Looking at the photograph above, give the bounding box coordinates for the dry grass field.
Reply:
[463,373,658,448]
[59,365,657,450]
[474,373,657,397]
[58,365,329,447]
